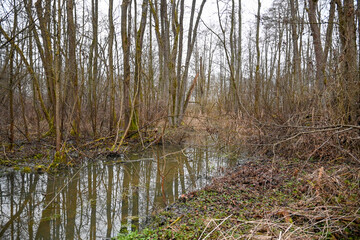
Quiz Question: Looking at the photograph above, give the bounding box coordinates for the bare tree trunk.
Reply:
[147,14,155,120]
[254,0,261,117]
[89,0,99,137]
[176,0,185,121]
[275,10,283,113]
[289,0,301,100]
[335,0,359,123]
[307,0,326,93]
[121,0,131,129]
[109,0,115,133]
[237,0,242,112]
[7,0,18,150]
[229,0,236,111]
[28,20,41,139]
[23,0,53,129]
[18,80,30,141]
[324,0,335,62]
[35,0,56,125]
[248,31,254,109]
[9,46,15,151]
[199,57,205,113]
[169,0,181,126]
[66,0,79,140]
[55,0,61,153]
[206,35,214,107]
[134,0,149,128]
[159,0,172,124]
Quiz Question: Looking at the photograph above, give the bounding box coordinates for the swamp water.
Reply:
[0,146,241,239]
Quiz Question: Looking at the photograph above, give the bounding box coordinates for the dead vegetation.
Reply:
[136,110,360,239]
[146,157,360,239]
[193,109,360,165]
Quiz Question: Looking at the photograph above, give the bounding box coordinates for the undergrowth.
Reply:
[115,113,360,239]
[117,158,360,239]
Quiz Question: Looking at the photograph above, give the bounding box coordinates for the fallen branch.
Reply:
[200,214,232,240]
[272,126,347,159]
[170,215,184,226]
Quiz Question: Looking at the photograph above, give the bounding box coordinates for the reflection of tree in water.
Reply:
[66,169,79,240]
[120,159,130,231]
[35,174,64,240]
[89,164,97,240]
[0,173,39,239]
[0,146,234,239]
[106,164,113,237]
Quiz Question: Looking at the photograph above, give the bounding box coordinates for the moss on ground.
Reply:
[117,158,360,239]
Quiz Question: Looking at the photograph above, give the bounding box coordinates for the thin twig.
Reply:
[159,148,188,159]
[198,219,214,240]
[272,126,344,159]
[43,163,86,210]
[2,144,10,161]
[201,214,232,240]
[116,158,154,163]
[330,143,360,164]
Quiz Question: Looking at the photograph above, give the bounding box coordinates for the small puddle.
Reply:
[0,145,241,239]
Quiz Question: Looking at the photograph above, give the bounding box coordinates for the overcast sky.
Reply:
[95,0,273,26]
[201,0,272,26]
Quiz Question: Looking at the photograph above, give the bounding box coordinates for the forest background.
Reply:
[0,0,359,163]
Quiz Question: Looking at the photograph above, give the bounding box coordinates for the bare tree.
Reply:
[307,0,326,97]
[335,0,359,123]
[121,0,132,129]
[89,0,99,137]
[254,0,261,117]
[108,0,115,132]
[8,0,18,150]
[66,0,80,140]
[134,0,149,126]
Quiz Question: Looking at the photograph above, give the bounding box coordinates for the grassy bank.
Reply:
[117,157,360,239]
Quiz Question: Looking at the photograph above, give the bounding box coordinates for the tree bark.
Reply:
[335,0,359,123]
[66,0,79,140]
[134,0,149,127]
[289,0,301,95]
[121,0,131,129]
[109,0,115,133]
[55,0,61,152]
[89,0,99,137]
[307,0,326,92]
[35,0,56,119]
[254,0,261,117]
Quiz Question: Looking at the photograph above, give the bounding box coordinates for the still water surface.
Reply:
[0,145,239,239]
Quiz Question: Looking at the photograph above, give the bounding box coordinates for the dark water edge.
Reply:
[0,145,244,239]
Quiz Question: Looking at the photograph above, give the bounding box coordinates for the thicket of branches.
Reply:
[0,0,359,157]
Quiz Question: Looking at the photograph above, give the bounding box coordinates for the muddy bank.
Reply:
[0,125,207,173]
[122,158,360,239]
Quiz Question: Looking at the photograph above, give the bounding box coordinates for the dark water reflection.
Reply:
[0,146,239,239]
